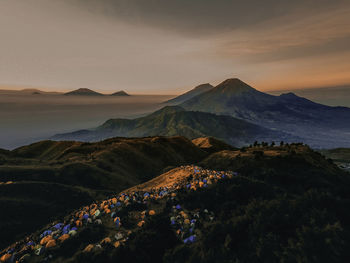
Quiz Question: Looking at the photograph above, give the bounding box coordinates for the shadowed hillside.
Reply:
[0,136,217,249]
[319,148,350,171]
[2,144,350,262]
[164,83,213,105]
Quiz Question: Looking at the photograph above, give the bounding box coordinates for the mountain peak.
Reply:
[221,78,244,84]
[193,83,213,91]
[214,78,256,94]
[64,88,103,96]
[110,90,130,96]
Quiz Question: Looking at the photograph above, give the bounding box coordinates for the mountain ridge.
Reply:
[64,88,104,96]
[164,83,213,105]
[52,106,291,147]
[110,90,130,96]
[180,78,350,148]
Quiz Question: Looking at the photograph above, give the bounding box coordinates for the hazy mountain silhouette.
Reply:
[180,78,350,148]
[52,106,292,147]
[64,88,104,96]
[164,83,213,104]
[110,90,130,96]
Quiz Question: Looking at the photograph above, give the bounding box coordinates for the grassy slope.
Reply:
[20,145,350,263]
[0,136,211,249]
[319,148,350,163]
[63,106,286,147]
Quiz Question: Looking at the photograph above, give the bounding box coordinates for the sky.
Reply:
[0,0,349,94]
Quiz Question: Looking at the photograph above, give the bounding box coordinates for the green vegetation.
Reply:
[0,136,209,249]
[319,148,350,172]
[2,137,350,262]
[21,143,349,263]
[53,106,288,147]
[319,148,350,163]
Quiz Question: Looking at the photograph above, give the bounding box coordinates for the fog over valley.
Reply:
[0,92,172,149]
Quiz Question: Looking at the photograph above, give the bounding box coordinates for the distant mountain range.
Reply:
[52,105,295,147]
[164,83,213,104]
[268,85,350,107]
[0,87,131,96]
[64,88,104,96]
[180,78,350,148]
[52,78,350,148]
[64,88,130,96]
[110,90,130,96]
[0,88,62,95]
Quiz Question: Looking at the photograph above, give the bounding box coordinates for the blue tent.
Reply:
[54,223,63,230]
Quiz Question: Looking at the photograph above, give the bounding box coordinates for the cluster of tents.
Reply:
[0,166,236,262]
[0,181,13,186]
[170,205,216,244]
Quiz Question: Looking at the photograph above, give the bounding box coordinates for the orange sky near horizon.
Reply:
[0,0,349,95]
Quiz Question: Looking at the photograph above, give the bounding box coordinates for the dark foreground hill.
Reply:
[52,106,295,147]
[0,136,214,250]
[180,78,350,148]
[1,144,350,262]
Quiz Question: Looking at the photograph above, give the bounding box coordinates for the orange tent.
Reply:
[137,220,145,227]
[0,254,11,262]
[76,220,82,227]
[40,235,52,245]
[83,244,94,253]
[149,210,156,216]
[58,234,70,243]
[100,237,111,245]
[46,240,56,249]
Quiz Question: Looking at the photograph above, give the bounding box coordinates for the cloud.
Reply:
[69,0,348,36]
[215,6,350,62]
[0,0,349,92]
